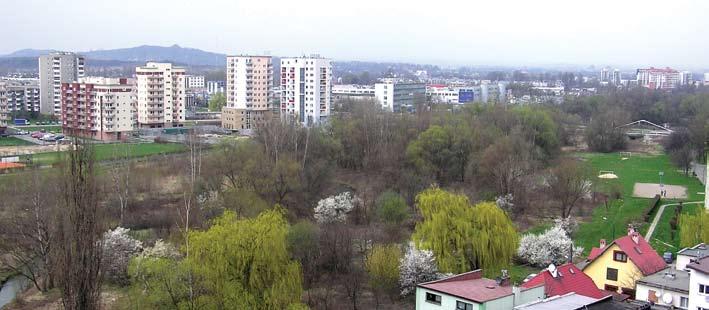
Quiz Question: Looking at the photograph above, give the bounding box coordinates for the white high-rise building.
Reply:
[38,52,85,115]
[222,55,273,131]
[636,67,680,89]
[612,69,622,85]
[704,73,709,86]
[280,55,332,126]
[135,62,186,128]
[679,71,693,86]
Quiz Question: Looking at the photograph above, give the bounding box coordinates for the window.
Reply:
[700,284,709,294]
[679,296,688,307]
[606,268,618,281]
[456,301,473,310]
[613,251,627,262]
[425,292,441,304]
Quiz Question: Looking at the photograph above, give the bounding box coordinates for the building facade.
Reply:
[186,75,206,89]
[687,256,709,310]
[135,62,186,128]
[222,55,273,131]
[61,77,135,141]
[1,79,40,115]
[39,52,85,115]
[280,55,332,126]
[375,80,426,112]
[0,83,8,127]
[636,67,680,90]
[416,270,544,310]
[207,80,225,94]
[332,84,375,102]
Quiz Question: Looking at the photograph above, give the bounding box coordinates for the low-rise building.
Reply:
[514,293,650,310]
[416,270,544,310]
[521,263,609,299]
[185,75,205,89]
[61,77,135,141]
[582,229,667,298]
[375,79,425,112]
[332,84,375,102]
[207,80,225,94]
[677,243,709,271]
[635,267,689,308]
[686,256,709,310]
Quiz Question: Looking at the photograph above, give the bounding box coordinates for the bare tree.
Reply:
[57,139,104,309]
[547,159,591,218]
[109,145,133,224]
[0,171,58,292]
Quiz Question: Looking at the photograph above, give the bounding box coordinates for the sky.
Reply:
[3,0,709,69]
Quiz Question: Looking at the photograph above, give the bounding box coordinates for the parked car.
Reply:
[31,131,44,138]
[53,135,65,141]
[40,133,56,141]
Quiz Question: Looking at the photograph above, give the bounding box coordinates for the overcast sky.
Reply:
[3,0,709,69]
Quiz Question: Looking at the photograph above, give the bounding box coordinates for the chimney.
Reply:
[600,239,607,248]
[631,231,640,244]
[628,226,636,236]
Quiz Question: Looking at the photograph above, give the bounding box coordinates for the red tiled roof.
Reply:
[585,234,666,276]
[418,270,542,303]
[521,263,610,299]
[0,162,25,170]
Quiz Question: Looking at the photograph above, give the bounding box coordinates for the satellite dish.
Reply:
[662,293,673,304]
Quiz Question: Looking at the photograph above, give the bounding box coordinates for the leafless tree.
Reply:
[56,139,104,309]
[547,158,591,218]
[109,144,133,224]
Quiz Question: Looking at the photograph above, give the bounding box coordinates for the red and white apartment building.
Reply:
[636,67,680,90]
[61,77,135,141]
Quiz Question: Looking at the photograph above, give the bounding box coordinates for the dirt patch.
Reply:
[633,183,687,199]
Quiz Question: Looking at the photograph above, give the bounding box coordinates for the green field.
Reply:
[574,153,705,255]
[0,137,35,146]
[22,143,187,165]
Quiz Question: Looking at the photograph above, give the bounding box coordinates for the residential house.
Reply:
[635,267,689,309]
[582,228,667,298]
[416,270,544,310]
[677,243,709,271]
[521,263,610,299]
[513,293,651,310]
[686,256,709,310]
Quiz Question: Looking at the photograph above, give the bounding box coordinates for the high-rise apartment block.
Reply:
[375,79,426,112]
[636,67,680,90]
[135,62,186,128]
[0,84,8,127]
[280,55,332,126]
[679,71,693,86]
[61,77,135,141]
[0,79,40,115]
[39,52,85,115]
[612,69,622,85]
[222,55,273,131]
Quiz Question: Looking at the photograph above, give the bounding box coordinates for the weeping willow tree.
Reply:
[187,209,307,310]
[129,209,307,309]
[679,209,709,248]
[412,188,518,274]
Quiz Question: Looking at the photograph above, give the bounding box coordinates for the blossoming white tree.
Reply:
[399,242,439,296]
[517,222,583,267]
[101,227,143,285]
[314,192,356,224]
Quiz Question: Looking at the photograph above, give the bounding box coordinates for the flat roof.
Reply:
[514,293,598,310]
[636,267,689,294]
[418,270,542,304]
[678,243,709,258]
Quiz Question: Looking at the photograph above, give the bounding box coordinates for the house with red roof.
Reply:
[521,263,610,299]
[582,228,667,299]
[416,269,544,310]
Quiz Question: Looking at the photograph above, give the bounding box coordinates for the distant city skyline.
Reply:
[3,0,709,69]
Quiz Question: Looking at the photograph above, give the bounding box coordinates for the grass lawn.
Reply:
[0,137,35,146]
[574,152,705,255]
[22,143,187,165]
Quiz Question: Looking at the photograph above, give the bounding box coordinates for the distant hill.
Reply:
[1,45,227,67]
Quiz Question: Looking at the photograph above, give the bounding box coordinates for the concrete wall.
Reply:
[636,283,688,308]
[692,163,706,185]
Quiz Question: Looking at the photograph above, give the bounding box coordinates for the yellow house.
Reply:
[582,229,667,298]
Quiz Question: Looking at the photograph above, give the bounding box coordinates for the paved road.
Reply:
[645,201,704,240]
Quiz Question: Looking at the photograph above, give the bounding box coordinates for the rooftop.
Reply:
[585,231,666,276]
[521,263,610,299]
[636,267,689,294]
[418,270,541,303]
[514,293,598,310]
[677,243,709,258]
[686,256,709,274]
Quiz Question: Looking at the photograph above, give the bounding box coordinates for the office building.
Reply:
[332,84,375,102]
[222,55,273,131]
[61,77,135,141]
[375,79,426,112]
[280,55,332,126]
[636,67,680,90]
[185,75,205,89]
[38,52,85,115]
[135,62,186,128]
[207,80,225,94]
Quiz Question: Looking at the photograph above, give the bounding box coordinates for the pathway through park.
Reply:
[645,201,704,241]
